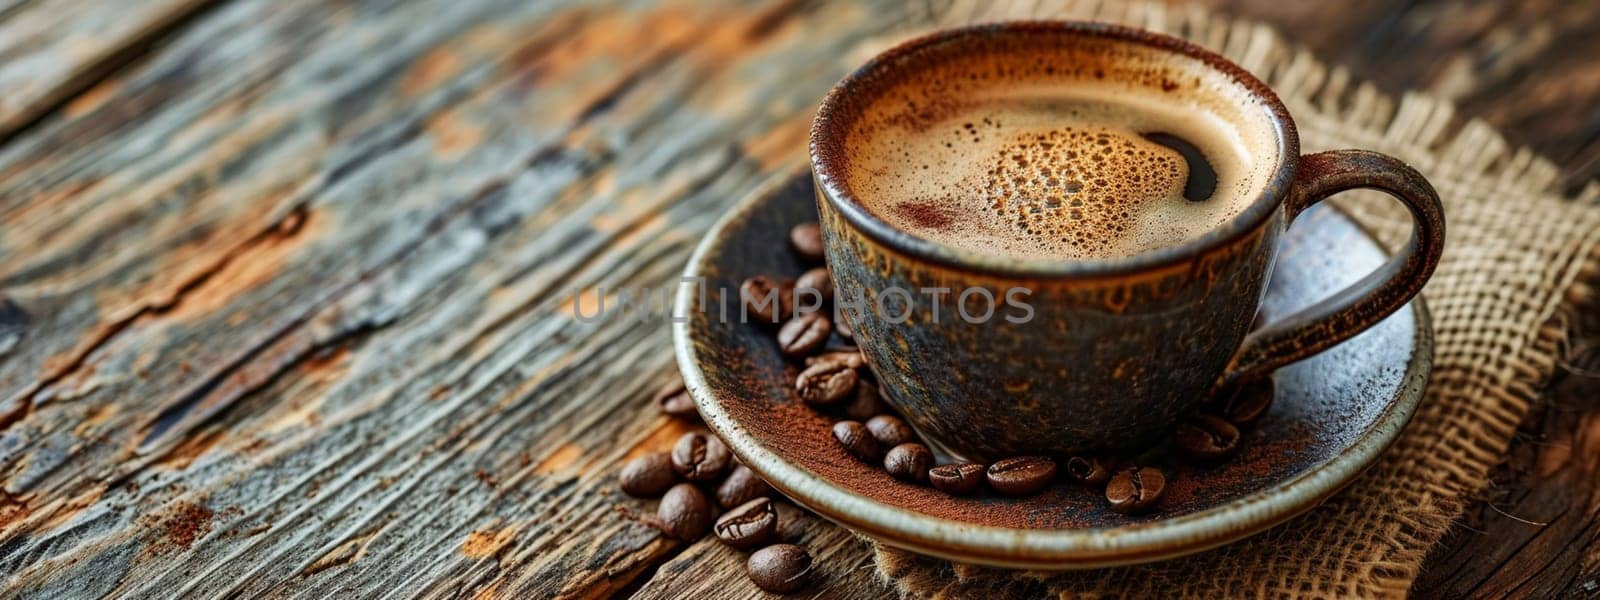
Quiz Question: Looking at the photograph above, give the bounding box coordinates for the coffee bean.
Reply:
[671,432,731,481]
[795,267,833,302]
[835,313,854,340]
[1064,456,1111,485]
[929,462,986,495]
[841,380,888,421]
[717,465,772,509]
[865,415,915,448]
[619,452,678,498]
[1214,378,1273,428]
[805,349,864,369]
[1105,466,1166,514]
[740,276,793,324]
[884,443,934,482]
[985,456,1057,496]
[790,222,825,263]
[714,497,779,550]
[832,420,880,461]
[777,312,832,357]
[795,361,857,405]
[748,544,812,593]
[653,380,698,421]
[1175,415,1241,459]
[656,483,712,540]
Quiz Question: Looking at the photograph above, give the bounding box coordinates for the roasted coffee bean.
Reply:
[656,483,712,540]
[835,313,855,340]
[929,463,986,495]
[777,312,832,357]
[653,380,698,421]
[795,267,833,302]
[790,222,825,263]
[1064,456,1111,485]
[985,456,1057,496]
[714,497,779,550]
[1106,466,1166,514]
[842,380,888,421]
[740,276,793,324]
[884,443,934,483]
[795,361,858,405]
[1175,415,1241,459]
[1214,378,1273,428]
[748,544,813,593]
[671,432,731,481]
[832,421,880,461]
[717,465,772,509]
[805,349,864,369]
[619,452,678,497]
[865,415,915,448]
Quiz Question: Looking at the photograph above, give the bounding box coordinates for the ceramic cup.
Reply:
[808,21,1445,460]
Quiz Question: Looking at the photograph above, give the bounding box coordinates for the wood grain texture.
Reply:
[0,0,218,137]
[1184,0,1600,194]
[0,0,907,597]
[0,0,1595,597]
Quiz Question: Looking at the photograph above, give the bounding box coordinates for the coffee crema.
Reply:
[841,50,1277,262]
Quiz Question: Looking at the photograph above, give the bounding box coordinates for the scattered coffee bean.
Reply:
[865,414,915,448]
[841,380,887,421]
[1214,378,1273,428]
[929,463,986,495]
[1105,466,1166,514]
[717,465,772,509]
[748,544,813,593]
[795,267,833,302]
[714,497,779,550]
[985,456,1057,496]
[777,312,832,357]
[653,380,698,421]
[740,276,793,324]
[1064,456,1111,485]
[656,483,712,540]
[671,432,731,481]
[832,420,880,461]
[805,349,864,369]
[884,443,934,482]
[795,360,858,405]
[619,452,679,498]
[790,222,825,263]
[1175,415,1241,459]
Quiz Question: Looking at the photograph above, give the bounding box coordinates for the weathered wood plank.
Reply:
[0,0,915,596]
[1186,0,1600,192]
[0,0,218,137]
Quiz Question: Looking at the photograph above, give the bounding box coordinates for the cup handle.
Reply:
[1222,150,1446,386]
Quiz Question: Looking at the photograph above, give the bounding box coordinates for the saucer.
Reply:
[673,168,1431,570]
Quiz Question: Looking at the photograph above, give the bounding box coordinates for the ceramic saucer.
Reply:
[672,168,1431,569]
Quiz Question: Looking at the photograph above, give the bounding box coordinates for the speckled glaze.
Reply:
[672,170,1431,569]
[808,22,1445,459]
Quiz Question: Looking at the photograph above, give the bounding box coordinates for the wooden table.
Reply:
[0,0,1594,597]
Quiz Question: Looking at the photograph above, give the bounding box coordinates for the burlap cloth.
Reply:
[855,1,1600,597]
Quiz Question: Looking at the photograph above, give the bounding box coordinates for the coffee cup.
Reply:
[808,21,1444,460]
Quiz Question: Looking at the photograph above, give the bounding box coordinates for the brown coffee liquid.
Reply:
[850,84,1269,261]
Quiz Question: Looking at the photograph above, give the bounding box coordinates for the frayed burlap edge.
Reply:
[849,1,1600,597]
